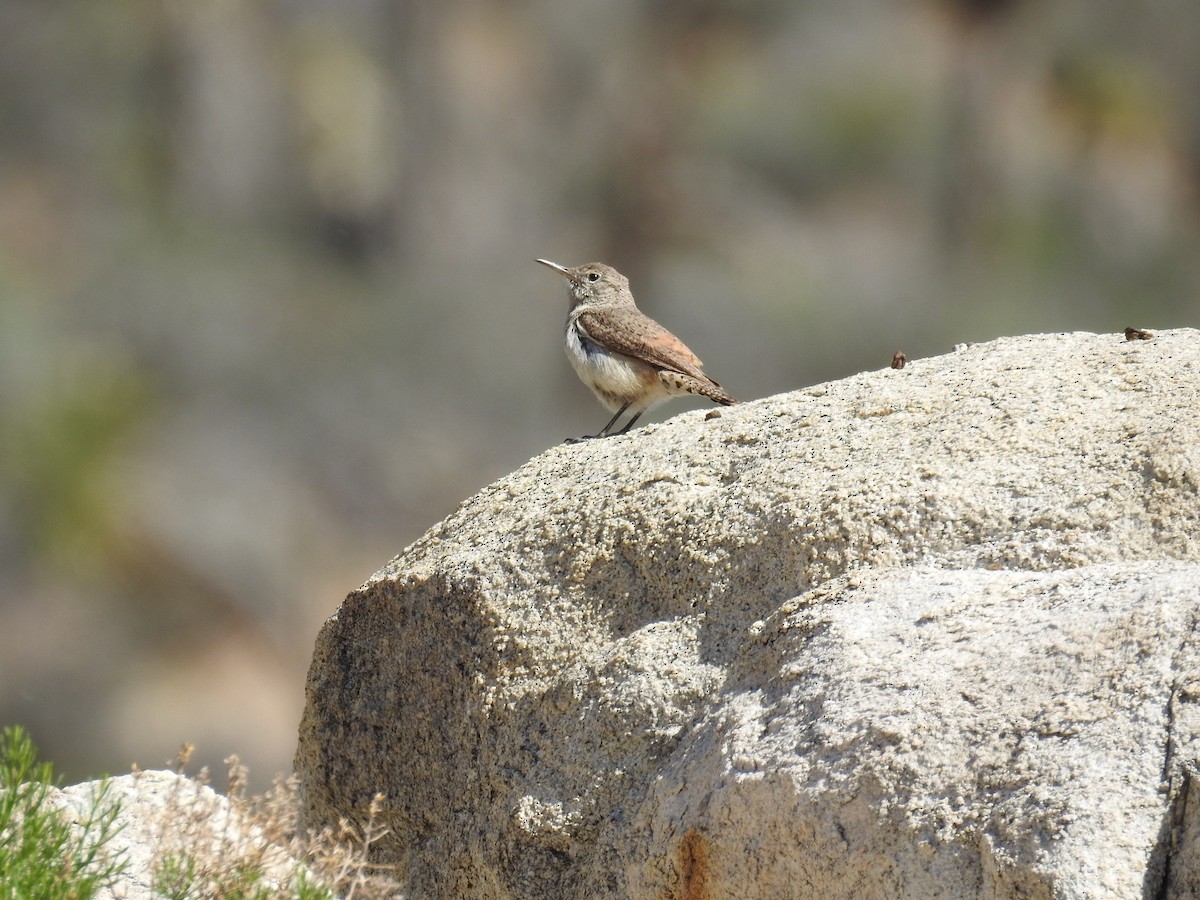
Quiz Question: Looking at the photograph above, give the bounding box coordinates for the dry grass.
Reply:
[145,744,403,899]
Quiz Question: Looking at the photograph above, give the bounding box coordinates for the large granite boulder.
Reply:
[296,329,1200,898]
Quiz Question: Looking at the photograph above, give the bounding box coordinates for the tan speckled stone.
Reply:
[296,329,1200,899]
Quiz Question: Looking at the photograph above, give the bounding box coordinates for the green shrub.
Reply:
[0,725,126,900]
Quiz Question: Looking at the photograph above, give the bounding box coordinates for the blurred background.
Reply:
[2,0,1198,789]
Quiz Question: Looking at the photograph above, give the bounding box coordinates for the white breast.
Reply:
[564,318,670,413]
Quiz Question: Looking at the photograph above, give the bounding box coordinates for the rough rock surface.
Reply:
[296,329,1200,899]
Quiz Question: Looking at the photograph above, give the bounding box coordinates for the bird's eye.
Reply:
[587,272,600,282]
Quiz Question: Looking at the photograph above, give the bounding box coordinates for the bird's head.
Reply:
[536,259,632,309]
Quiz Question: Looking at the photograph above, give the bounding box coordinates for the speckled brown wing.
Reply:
[576,309,705,376]
[576,309,735,404]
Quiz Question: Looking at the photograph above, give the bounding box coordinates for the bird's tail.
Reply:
[660,371,737,405]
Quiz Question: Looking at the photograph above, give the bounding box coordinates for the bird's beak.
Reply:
[536,258,578,283]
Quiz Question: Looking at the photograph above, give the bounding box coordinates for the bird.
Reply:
[536,259,736,441]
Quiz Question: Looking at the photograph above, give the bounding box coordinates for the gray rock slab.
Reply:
[51,770,293,900]
[296,329,1200,898]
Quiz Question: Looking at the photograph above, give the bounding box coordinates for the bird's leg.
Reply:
[565,402,631,443]
[613,410,643,435]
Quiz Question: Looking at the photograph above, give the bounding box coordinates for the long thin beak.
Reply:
[536,258,576,282]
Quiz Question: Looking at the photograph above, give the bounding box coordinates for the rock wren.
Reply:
[536,259,736,441]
